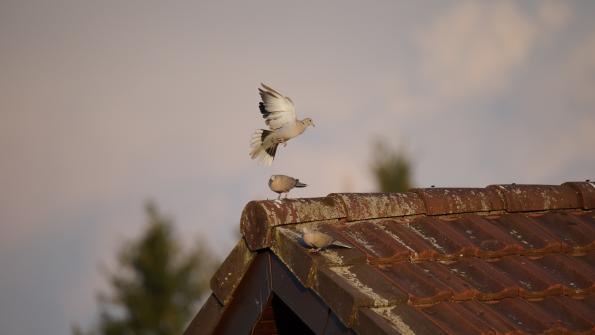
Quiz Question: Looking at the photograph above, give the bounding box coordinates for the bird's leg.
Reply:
[277,193,281,200]
[284,193,289,199]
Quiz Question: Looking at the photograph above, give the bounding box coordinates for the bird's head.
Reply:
[301,118,315,128]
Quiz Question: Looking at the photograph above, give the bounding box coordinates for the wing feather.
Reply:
[258,83,297,130]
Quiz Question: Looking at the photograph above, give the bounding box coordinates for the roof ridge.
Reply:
[240,181,594,251]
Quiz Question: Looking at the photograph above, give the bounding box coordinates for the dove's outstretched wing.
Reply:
[258,83,296,130]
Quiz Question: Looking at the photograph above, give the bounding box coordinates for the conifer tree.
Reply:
[371,140,414,192]
[73,201,217,335]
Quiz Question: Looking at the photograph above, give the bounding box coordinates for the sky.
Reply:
[1,0,594,334]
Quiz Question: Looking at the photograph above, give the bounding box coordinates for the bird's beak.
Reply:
[312,122,316,127]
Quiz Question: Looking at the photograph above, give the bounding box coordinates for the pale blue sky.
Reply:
[1,1,594,334]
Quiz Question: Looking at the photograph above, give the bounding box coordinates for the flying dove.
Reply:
[268,175,307,199]
[302,227,352,253]
[250,84,315,165]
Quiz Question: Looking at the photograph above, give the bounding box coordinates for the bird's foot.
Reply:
[308,248,321,254]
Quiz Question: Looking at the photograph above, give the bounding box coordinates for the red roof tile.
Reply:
[187,182,595,335]
[412,187,504,215]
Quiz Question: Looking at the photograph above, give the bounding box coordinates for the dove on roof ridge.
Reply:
[250,83,315,166]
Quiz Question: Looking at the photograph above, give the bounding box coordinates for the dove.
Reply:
[268,175,307,199]
[250,83,315,166]
[302,227,352,253]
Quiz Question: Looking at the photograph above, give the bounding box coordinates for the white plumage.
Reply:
[250,83,314,166]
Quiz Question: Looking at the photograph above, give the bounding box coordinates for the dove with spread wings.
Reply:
[250,84,315,165]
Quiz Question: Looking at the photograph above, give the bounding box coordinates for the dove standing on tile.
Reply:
[250,84,315,166]
[268,175,307,199]
[302,227,352,253]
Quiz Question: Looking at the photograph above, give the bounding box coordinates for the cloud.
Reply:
[538,0,572,30]
[416,1,571,101]
[509,28,595,181]
[379,1,590,188]
[565,31,595,107]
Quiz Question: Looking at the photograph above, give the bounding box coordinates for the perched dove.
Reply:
[268,175,307,199]
[250,84,315,165]
[302,227,352,253]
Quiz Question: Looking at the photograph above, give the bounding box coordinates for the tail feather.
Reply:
[250,129,277,166]
[260,129,273,143]
[331,240,352,249]
[265,142,278,158]
[295,180,307,188]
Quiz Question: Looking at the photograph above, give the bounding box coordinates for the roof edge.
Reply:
[210,238,256,305]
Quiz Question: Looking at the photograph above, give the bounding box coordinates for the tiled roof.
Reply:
[186,182,595,334]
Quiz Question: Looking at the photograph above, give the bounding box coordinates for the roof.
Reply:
[185,182,595,334]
